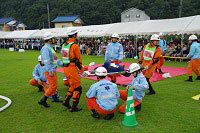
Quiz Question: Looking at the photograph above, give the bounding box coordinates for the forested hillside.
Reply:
[0,0,199,29]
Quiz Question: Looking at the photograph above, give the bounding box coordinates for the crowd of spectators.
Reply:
[0,35,191,58]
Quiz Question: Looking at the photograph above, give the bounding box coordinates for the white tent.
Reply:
[4,30,39,39]
[0,15,199,39]
[0,31,12,39]
[31,28,68,39]
[77,24,114,37]
[106,15,200,36]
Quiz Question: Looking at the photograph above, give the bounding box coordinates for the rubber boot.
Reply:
[52,95,63,102]
[91,109,100,119]
[104,113,114,120]
[185,76,193,82]
[38,85,43,92]
[38,96,50,108]
[196,76,200,80]
[62,95,72,109]
[135,104,141,112]
[146,78,156,95]
[70,99,82,112]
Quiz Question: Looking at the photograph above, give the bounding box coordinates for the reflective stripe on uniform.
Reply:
[127,96,133,101]
[97,94,116,99]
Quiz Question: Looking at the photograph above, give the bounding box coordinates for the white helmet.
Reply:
[111,33,119,39]
[38,55,42,61]
[150,34,160,41]
[43,32,55,40]
[95,67,107,76]
[189,35,197,40]
[159,32,164,37]
[129,63,141,73]
[67,27,78,35]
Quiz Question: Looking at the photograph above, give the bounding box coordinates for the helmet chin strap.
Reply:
[134,71,138,77]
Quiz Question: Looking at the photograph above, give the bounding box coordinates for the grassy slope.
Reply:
[0,49,199,133]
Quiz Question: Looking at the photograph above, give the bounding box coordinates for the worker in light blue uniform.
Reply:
[86,67,120,120]
[157,32,167,74]
[185,35,200,82]
[119,63,149,113]
[29,55,47,92]
[105,33,123,64]
[38,32,63,108]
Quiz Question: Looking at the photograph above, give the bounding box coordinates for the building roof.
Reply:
[13,20,22,26]
[51,16,80,23]
[0,17,15,24]
[121,8,145,15]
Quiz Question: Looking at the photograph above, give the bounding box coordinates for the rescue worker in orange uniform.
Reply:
[139,34,162,95]
[185,35,200,82]
[38,32,63,108]
[157,32,166,74]
[62,27,87,112]
[29,55,47,92]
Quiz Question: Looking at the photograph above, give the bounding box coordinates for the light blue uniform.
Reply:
[159,39,166,52]
[86,79,120,110]
[187,42,200,60]
[105,42,123,61]
[33,64,46,81]
[40,43,63,72]
[129,73,149,102]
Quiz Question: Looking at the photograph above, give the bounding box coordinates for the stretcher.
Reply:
[82,70,126,76]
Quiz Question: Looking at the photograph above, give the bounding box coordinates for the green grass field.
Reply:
[0,49,199,133]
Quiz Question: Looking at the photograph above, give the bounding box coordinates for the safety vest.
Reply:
[62,42,74,65]
[50,47,58,64]
[143,43,156,60]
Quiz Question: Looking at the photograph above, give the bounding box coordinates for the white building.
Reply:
[121,8,150,22]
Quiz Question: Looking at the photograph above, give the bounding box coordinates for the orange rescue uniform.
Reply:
[139,44,162,79]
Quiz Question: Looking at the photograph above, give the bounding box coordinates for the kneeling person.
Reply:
[86,67,120,120]
[29,55,47,92]
[119,63,149,113]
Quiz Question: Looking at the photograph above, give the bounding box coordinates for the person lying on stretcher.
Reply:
[101,61,124,83]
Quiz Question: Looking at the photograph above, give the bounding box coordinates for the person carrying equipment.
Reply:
[139,34,162,95]
[38,32,63,108]
[29,55,47,92]
[62,27,87,112]
[157,32,166,74]
[86,67,120,120]
[185,35,200,82]
[105,33,123,64]
[119,63,149,113]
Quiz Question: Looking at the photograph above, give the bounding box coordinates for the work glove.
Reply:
[80,66,88,73]
[138,61,142,65]
[142,66,149,70]
[38,79,42,85]
[49,72,54,77]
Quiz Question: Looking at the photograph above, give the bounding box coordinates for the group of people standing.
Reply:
[29,28,200,120]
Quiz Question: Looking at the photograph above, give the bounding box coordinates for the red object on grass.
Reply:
[56,62,187,86]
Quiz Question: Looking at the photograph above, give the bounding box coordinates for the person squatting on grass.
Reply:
[86,67,120,120]
[105,33,124,83]
[62,27,88,112]
[119,63,149,113]
[139,34,162,95]
[38,32,63,108]
[29,55,48,92]
[185,35,200,82]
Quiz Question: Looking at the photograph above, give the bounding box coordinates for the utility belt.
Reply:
[63,58,82,70]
